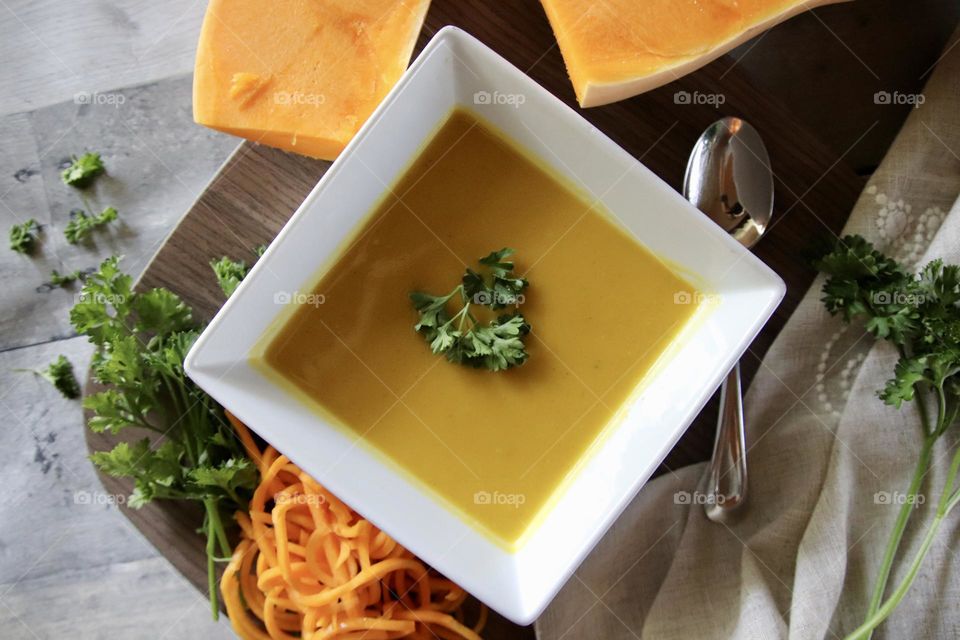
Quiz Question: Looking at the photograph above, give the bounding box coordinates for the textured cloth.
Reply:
[536,29,960,640]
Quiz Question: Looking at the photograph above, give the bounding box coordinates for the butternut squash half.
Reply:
[539,0,849,107]
[193,0,430,160]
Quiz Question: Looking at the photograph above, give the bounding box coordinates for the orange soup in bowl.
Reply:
[253,109,701,549]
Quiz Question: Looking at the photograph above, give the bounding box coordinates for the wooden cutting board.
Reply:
[84,1,864,637]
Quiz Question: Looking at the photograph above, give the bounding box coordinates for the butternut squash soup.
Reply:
[254,109,701,549]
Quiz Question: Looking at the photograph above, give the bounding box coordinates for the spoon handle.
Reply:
[704,361,747,522]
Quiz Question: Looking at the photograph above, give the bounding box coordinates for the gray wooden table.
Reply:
[0,1,955,638]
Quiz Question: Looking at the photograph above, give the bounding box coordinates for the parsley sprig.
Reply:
[49,268,86,287]
[60,152,118,244]
[816,235,960,639]
[9,219,39,254]
[9,151,116,256]
[72,256,256,617]
[65,206,117,244]
[42,355,81,398]
[61,152,105,188]
[16,354,81,399]
[411,248,530,371]
[210,245,266,297]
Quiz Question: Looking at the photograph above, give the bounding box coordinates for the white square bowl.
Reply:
[185,26,784,625]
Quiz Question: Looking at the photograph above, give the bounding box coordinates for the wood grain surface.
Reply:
[84,1,865,637]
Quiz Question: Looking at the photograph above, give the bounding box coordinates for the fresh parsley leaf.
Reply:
[9,219,39,254]
[94,439,185,507]
[61,152,105,188]
[410,249,530,371]
[466,312,530,371]
[64,206,117,244]
[49,268,86,287]
[69,255,133,345]
[211,256,250,297]
[14,355,81,399]
[411,289,455,345]
[879,356,928,408]
[134,288,193,336]
[210,245,267,297]
[90,439,152,478]
[83,389,137,434]
[14,355,80,399]
[816,235,920,341]
[817,235,960,404]
[189,458,258,499]
[37,355,81,399]
[465,247,528,309]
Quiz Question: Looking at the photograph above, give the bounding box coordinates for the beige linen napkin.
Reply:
[536,29,960,640]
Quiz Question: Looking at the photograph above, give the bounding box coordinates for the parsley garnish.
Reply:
[64,206,117,244]
[9,218,39,254]
[61,152,105,188]
[816,235,960,638]
[72,256,256,618]
[410,248,530,371]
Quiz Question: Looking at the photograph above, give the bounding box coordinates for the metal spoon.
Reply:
[682,117,774,523]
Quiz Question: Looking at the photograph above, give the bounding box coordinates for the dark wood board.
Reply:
[84,1,865,637]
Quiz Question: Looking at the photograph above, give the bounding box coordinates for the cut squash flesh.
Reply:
[193,0,430,160]
[540,0,849,107]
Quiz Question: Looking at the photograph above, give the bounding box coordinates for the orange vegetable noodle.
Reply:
[223,412,487,639]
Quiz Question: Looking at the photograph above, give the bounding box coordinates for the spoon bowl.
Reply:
[684,117,773,250]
